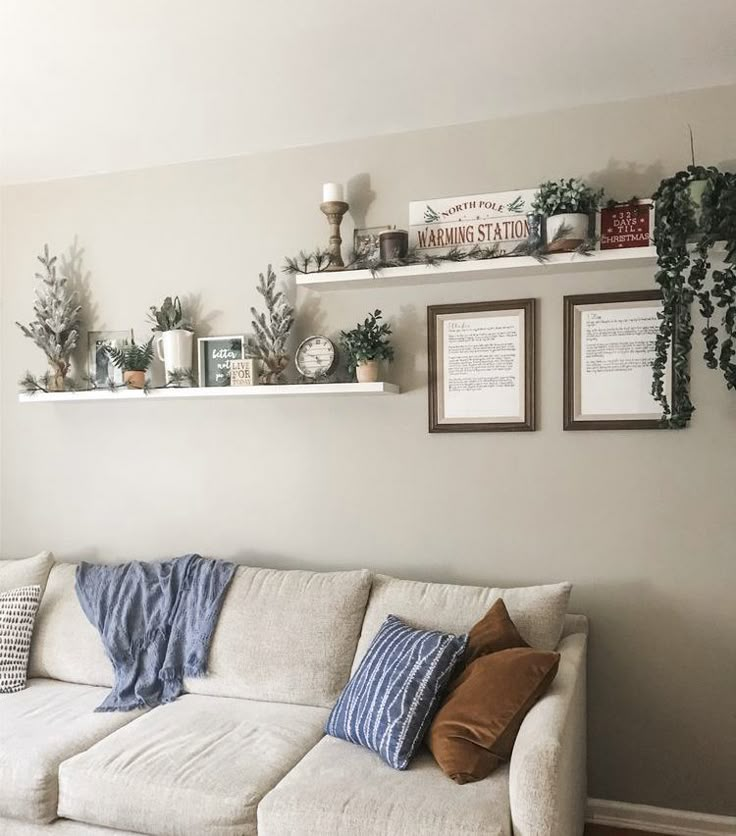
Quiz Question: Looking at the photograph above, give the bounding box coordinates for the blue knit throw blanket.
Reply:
[75,554,236,712]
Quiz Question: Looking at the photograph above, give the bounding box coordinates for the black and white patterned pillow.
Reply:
[0,584,41,693]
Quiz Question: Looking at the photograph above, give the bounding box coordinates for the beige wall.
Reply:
[2,85,735,816]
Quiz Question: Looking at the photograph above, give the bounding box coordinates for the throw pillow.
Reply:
[0,584,42,693]
[464,597,529,665]
[428,646,560,783]
[326,614,467,770]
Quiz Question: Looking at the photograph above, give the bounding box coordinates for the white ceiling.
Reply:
[1,0,735,184]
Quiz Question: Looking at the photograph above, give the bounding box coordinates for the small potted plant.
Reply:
[340,309,394,383]
[148,296,193,383]
[106,337,154,389]
[531,178,603,252]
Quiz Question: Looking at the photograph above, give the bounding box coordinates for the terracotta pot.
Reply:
[356,360,379,383]
[124,370,146,389]
[544,212,590,252]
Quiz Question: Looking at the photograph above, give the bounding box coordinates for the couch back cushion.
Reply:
[28,562,113,686]
[352,575,571,672]
[0,551,53,595]
[184,566,372,707]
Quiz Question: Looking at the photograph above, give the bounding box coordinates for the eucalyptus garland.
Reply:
[652,165,736,427]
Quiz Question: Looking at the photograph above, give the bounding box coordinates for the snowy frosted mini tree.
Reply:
[245,265,294,384]
[16,244,82,391]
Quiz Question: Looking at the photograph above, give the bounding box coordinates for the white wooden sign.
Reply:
[229,358,257,386]
[409,189,536,255]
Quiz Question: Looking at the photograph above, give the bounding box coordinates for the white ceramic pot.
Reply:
[154,329,193,383]
[545,213,590,252]
[356,360,379,383]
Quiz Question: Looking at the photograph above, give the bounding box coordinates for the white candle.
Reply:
[322,182,343,203]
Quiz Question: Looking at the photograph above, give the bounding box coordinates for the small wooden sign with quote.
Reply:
[229,358,257,386]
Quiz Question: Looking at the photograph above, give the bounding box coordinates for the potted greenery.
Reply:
[148,296,193,383]
[340,309,394,383]
[650,165,736,426]
[531,178,603,252]
[106,337,154,389]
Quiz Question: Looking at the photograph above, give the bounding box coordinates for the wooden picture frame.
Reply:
[427,299,536,433]
[563,290,670,431]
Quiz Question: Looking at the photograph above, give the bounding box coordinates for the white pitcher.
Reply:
[154,329,193,383]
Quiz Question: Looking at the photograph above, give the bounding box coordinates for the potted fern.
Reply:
[148,296,193,383]
[340,310,394,383]
[106,338,154,389]
[532,178,603,252]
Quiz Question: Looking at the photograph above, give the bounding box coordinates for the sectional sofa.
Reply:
[0,552,587,835]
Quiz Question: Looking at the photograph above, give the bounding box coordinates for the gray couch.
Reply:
[0,553,587,835]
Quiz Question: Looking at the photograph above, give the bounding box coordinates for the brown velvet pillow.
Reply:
[428,647,560,784]
[464,598,528,665]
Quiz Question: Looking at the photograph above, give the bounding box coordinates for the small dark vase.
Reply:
[379,230,409,261]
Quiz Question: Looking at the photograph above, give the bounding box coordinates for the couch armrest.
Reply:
[509,630,587,836]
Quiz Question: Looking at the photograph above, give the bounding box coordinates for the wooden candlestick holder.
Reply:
[320,200,349,270]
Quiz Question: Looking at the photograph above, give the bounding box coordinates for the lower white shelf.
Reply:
[18,382,400,403]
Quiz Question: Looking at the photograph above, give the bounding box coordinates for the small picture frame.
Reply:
[197,336,245,387]
[354,225,395,260]
[87,330,132,387]
[427,299,536,432]
[563,290,671,430]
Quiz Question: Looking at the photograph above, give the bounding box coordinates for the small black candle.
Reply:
[379,229,409,261]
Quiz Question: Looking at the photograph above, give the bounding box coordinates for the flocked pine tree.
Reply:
[245,265,294,384]
[16,244,82,391]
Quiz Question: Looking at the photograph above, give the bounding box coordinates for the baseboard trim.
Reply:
[586,799,736,835]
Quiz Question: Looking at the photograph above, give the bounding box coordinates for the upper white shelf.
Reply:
[295,246,658,290]
[18,381,399,404]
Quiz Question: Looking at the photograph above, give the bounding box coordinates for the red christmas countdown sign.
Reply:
[599,200,654,249]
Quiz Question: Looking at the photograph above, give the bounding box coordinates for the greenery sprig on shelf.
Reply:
[651,165,736,427]
[148,296,192,332]
[106,338,155,372]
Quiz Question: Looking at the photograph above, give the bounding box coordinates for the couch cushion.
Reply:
[184,566,372,707]
[0,585,41,693]
[326,615,467,770]
[0,678,143,824]
[58,694,329,836]
[353,575,570,670]
[0,552,53,596]
[28,563,113,687]
[258,736,511,836]
[4,819,140,835]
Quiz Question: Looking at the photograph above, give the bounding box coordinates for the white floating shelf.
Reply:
[295,246,658,290]
[18,382,400,404]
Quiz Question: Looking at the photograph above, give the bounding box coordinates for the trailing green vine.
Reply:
[652,165,736,426]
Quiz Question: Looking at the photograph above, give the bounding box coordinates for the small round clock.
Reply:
[295,335,338,380]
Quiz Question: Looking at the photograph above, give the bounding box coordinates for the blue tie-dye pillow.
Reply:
[325,614,468,770]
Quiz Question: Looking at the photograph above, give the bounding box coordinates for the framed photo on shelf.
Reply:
[427,299,536,433]
[563,290,670,430]
[87,330,132,387]
[197,336,245,387]
[353,225,395,260]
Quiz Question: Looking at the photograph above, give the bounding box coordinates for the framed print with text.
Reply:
[563,290,670,430]
[427,299,536,433]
